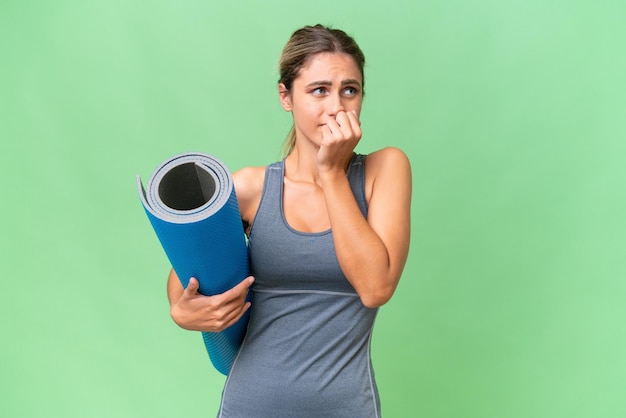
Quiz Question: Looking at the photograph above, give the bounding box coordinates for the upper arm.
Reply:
[365,147,412,280]
[232,166,265,233]
[167,268,183,306]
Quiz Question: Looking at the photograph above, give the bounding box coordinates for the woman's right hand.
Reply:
[169,274,254,333]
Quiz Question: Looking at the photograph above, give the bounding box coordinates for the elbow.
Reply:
[169,304,192,330]
[359,285,396,309]
[169,305,184,329]
[361,297,389,309]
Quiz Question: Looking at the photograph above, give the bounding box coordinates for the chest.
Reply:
[282,178,330,233]
[248,227,356,293]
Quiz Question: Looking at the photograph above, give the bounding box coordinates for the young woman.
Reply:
[167,24,412,417]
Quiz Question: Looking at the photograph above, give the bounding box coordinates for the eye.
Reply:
[343,86,360,97]
[311,87,328,96]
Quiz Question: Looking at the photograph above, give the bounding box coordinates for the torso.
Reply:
[233,148,388,234]
[219,153,381,418]
[282,174,330,232]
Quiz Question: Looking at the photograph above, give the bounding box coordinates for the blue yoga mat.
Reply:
[137,152,250,375]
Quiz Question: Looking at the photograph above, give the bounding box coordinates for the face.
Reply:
[279,52,363,148]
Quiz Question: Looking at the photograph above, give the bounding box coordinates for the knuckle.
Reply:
[204,298,215,309]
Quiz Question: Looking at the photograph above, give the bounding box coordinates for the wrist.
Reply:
[318,155,352,182]
[318,166,347,187]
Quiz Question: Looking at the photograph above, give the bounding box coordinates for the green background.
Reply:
[1,1,625,417]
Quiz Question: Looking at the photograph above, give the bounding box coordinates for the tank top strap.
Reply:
[257,161,283,214]
[251,153,368,235]
[347,153,368,219]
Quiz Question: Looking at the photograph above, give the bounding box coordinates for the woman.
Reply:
[167,24,412,417]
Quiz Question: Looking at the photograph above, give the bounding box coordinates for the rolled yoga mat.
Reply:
[137,152,250,375]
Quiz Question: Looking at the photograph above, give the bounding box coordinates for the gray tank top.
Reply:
[218,153,381,418]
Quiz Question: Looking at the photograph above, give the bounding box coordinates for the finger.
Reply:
[323,118,342,139]
[220,276,254,302]
[321,123,333,143]
[338,111,361,136]
[346,111,362,140]
[335,111,351,129]
[335,111,360,139]
[209,293,253,331]
[227,301,253,327]
[183,277,200,296]
[236,275,254,291]
[347,110,362,129]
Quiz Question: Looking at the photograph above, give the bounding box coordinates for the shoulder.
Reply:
[360,147,411,204]
[364,147,410,171]
[233,166,266,193]
[363,147,411,189]
[233,166,266,224]
[362,147,412,226]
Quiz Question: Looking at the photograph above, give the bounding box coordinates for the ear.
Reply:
[278,83,292,112]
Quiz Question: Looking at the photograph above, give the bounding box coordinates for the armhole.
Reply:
[349,153,369,219]
[246,164,272,239]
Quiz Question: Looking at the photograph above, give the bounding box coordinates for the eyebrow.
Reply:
[305,79,362,88]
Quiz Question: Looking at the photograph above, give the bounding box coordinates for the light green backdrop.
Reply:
[1,1,625,417]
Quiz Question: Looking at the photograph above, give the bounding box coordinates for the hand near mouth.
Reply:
[318,110,362,174]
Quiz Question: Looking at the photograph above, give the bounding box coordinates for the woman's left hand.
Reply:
[318,110,362,173]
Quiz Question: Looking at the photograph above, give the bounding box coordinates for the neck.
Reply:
[284,145,321,184]
[284,145,353,186]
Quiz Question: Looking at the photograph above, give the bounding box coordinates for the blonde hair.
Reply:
[278,24,366,157]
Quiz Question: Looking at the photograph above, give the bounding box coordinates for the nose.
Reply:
[326,93,345,118]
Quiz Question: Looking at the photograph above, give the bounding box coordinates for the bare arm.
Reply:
[167,269,254,332]
[165,166,264,331]
[319,112,412,308]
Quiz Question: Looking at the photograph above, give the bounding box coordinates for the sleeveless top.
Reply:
[218,153,381,418]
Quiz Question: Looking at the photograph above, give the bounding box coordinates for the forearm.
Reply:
[166,268,254,332]
[167,268,184,306]
[320,170,396,307]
